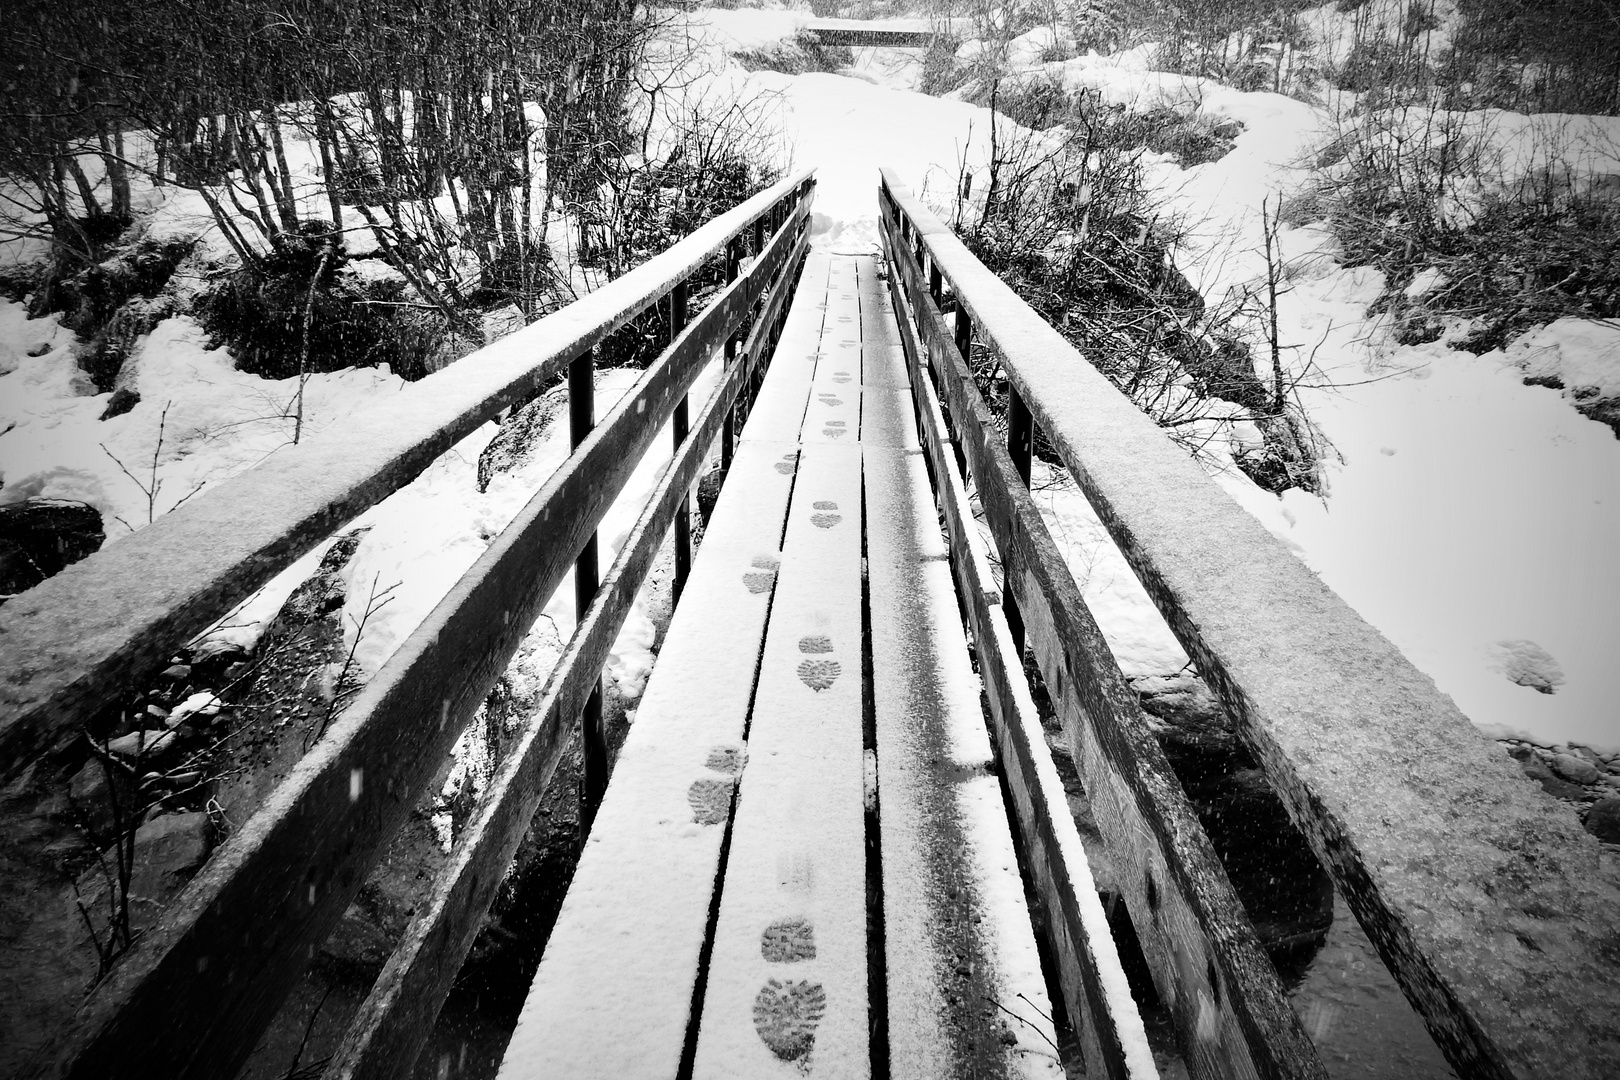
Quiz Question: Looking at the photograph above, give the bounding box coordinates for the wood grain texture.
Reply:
[23,191,815,1080]
[884,226,1150,1080]
[880,171,1620,1080]
[884,199,1324,1080]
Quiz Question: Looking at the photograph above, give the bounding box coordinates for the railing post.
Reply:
[950,306,971,479]
[570,347,607,829]
[723,238,741,474]
[1005,382,1034,654]
[671,280,692,603]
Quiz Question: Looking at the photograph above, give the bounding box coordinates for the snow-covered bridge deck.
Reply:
[495,254,1112,1079]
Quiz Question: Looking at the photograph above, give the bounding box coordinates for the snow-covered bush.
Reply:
[1300,104,1620,353]
[949,88,1323,492]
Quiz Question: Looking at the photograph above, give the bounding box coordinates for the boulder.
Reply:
[1521,760,1588,801]
[0,498,104,601]
[1585,799,1620,844]
[1550,752,1600,785]
[476,380,570,492]
[127,812,211,901]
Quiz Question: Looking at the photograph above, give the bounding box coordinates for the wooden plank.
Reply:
[881,171,1620,1080]
[864,436,1066,1080]
[800,380,862,446]
[856,259,908,389]
[495,437,800,1080]
[884,239,1153,1080]
[740,254,830,444]
[25,194,814,1080]
[883,201,1325,1080]
[326,298,771,1080]
[691,440,869,1080]
[853,259,917,450]
[0,169,814,788]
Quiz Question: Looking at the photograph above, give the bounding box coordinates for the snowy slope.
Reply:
[690,6,1619,753]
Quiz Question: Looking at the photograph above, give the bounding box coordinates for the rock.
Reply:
[166,691,221,728]
[1550,752,1600,785]
[0,498,104,601]
[1521,760,1588,801]
[127,811,211,905]
[1488,639,1564,694]
[272,528,370,626]
[68,760,127,836]
[189,637,249,685]
[162,663,192,682]
[98,386,140,420]
[1134,672,1239,755]
[476,381,570,492]
[105,729,176,759]
[1505,744,1534,761]
[697,463,725,524]
[1585,799,1620,844]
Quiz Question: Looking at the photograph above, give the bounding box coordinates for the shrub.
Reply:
[949,88,1323,494]
[197,247,456,382]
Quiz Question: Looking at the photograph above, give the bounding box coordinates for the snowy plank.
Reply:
[881,169,1620,1080]
[497,436,800,1080]
[800,381,862,446]
[0,169,813,787]
[691,441,869,1080]
[852,260,918,451]
[883,199,1323,1080]
[739,233,813,390]
[21,178,816,1080]
[864,441,1065,1080]
[856,259,908,388]
[327,321,764,1080]
[739,255,829,445]
[889,259,1157,1080]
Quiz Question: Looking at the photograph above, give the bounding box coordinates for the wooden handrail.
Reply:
[324,224,815,1080]
[881,190,1320,1080]
[879,168,1620,1080]
[18,173,815,1080]
[0,167,815,786]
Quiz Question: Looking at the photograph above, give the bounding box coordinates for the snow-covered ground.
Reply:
[2,3,1616,758]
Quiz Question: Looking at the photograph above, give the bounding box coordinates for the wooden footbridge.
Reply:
[2,169,1617,1080]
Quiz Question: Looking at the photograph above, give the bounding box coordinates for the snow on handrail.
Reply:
[878,167,1620,1080]
[0,167,815,784]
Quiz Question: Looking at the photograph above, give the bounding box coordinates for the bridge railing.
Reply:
[6,167,815,1080]
[879,168,1620,1080]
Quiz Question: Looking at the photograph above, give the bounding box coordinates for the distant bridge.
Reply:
[804,17,964,48]
[2,166,1617,1080]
